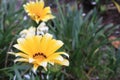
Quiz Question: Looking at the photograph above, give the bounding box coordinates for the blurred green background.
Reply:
[1,0,120,80]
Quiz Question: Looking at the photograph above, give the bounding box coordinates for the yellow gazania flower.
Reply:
[23,0,55,23]
[10,33,69,72]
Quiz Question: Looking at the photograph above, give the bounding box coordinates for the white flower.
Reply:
[19,22,49,38]
[37,22,49,33]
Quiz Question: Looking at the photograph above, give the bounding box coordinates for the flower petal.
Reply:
[53,59,69,66]
[41,14,55,22]
[15,52,28,58]
[40,33,53,53]
[41,7,51,17]
[32,64,39,73]
[54,52,69,58]
[47,54,64,61]
[14,58,29,63]
[13,38,33,55]
[14,35,42,57]
[29,58,35,63]
[39,61,47,70]
[46,40,64,56]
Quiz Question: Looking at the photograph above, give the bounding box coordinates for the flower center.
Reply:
[33,52,47,59]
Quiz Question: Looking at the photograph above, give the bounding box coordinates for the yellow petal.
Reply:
[13,44,31,55]
[40,33,53,53]
[14,35,42,57]
[29,58,35,63]
[53,59,69,66]
[30,36,42,53]
[41,14,55,22]
[41,7,51,17]
[46,39,64,56]
[48,61,54,65]
[47,54,64,61]
[14,58,29,63]
[38,0,44,12]
[39,61,47,70]
[13,38,33,55]
[15,52,28,58]
[8,52,16,55]
[32,64,39,73]
[24,1,44,15]
[8,52,28,59]
[35,19,40,24]
[54,52,69,58]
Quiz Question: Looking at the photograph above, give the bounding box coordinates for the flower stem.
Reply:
[5,37,16,67]
[32,20,38,35]
[35,27,37,35]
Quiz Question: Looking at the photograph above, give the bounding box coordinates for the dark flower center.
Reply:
[33,52,47,58]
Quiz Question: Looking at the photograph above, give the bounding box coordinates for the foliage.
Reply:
[113,0,120,13]
[0,0,120,80]
[49,0,120,80]
[0,0,31,79]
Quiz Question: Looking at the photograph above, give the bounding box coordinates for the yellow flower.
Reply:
[11,33,69,72]
[23,0,55,23]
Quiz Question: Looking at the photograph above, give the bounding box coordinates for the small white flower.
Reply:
[37,22,49,33]
[82,13,86,16]
[19,27,35,38]
[19,22,49,38]
[23,16,27,21]
[91,2,96,5]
